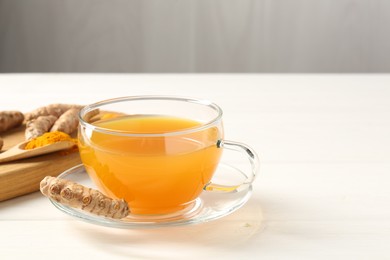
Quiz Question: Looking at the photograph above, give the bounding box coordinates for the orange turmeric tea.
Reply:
[78,115,223,215]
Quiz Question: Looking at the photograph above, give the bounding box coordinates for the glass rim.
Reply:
[79,95,223,137]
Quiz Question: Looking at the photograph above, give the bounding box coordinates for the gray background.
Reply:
[1,0,389,73]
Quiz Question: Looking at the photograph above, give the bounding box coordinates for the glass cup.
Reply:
[78,96,259,216]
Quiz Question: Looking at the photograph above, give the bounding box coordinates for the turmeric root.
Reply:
[0,111,24,133]
[25,115,57,140]
[50,108,80,134]
[40,176,129,219]
[83,109,100,123]
[25,104,83,121]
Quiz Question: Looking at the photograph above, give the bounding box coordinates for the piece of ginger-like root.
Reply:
[0,111,24,133]
[25,104,83,121]
[40,176,130,219]
[50,107,80,135]
[25,115,57,140]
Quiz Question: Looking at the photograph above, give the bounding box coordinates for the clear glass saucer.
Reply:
[50,163,253,229]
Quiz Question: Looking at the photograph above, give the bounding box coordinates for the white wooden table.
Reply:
[1,74,389,259]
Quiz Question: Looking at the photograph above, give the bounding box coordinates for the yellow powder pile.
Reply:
[25,131,77,150]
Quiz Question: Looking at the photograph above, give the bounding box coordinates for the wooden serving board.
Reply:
[0,125,82,201]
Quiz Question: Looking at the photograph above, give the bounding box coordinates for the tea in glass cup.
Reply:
[78,96,258,216]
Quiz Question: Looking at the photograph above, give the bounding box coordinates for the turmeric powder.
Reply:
[25,131,77,150]
[40,176,130,219]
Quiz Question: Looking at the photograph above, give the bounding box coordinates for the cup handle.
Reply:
[204,140,259,193]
